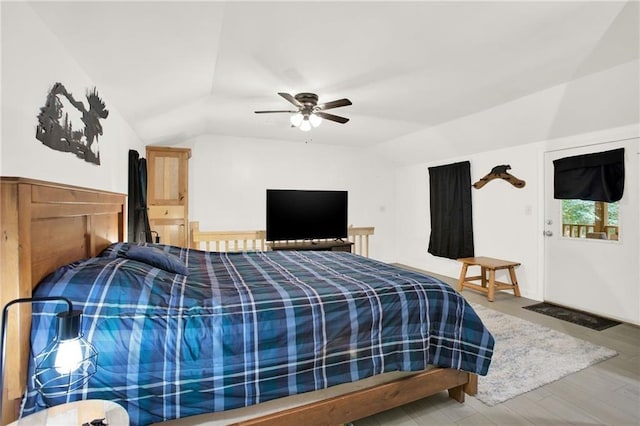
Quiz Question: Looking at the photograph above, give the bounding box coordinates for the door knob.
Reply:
[544,230,553,237]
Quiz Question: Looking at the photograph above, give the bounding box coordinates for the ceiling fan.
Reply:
[255,92,352,131]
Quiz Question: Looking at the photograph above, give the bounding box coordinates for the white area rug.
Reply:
[471,303,617,406]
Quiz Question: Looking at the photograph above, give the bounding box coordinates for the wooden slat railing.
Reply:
[347,226,375,257]
[562,223,619,240]
[190,222,374,257]
[190,222,267,251]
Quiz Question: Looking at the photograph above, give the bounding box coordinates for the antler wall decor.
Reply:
[473,164,526,189]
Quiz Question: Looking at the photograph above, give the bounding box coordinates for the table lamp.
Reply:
[0,297,98,419]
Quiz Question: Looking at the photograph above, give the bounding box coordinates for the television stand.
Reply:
[268,240,353,253]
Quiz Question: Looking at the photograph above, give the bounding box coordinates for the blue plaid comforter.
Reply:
[22,243,494,425]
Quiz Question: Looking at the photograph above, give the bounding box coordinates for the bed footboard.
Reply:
[156,369,476,426]
[236,370,476,426]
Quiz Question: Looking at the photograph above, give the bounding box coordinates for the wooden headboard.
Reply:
[0,177,126,425]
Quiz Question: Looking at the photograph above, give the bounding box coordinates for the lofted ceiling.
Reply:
[28,1,638,149]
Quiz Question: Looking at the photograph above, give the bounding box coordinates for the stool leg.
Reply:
[481,266,487,288]
[457,263,469,293]
[487,269,496,302]
[509,266,521,297]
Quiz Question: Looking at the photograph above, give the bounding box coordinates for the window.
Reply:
[562,200,619,240]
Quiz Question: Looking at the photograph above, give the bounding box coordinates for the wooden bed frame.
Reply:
[0,177,477,426]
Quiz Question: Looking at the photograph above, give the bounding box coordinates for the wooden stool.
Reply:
[457,256,521,302]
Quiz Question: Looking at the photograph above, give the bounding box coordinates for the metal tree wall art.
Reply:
[36,82,109,165]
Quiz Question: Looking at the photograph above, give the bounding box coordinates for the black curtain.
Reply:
[553,148,624,202]
[427,161,474,259]
[128,150,152,242]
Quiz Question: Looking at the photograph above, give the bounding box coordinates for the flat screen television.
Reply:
[266,189,348,242]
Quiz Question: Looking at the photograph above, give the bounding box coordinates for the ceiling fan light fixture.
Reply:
[309,113,322,128]
[290,112,304,127]
[256,92,351,130]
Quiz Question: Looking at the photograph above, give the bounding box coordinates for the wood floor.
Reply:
[355,270,640,426]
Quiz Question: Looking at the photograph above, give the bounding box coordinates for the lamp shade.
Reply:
[33,310,98,402]
[309,113,322,128]
[290,112,304,127]
[299,118,312,132]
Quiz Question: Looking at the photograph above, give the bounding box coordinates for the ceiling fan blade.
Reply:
[316,98,352,110]
[278,92,303,107]
[254,110,297,114]
[315,111,350,124]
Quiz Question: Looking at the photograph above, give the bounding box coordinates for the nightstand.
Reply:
[8,399,128,425]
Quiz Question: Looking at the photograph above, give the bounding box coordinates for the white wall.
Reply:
[391,57,639,323]
[0,2,144,193]
[186,134,397,262]
[394,142,542,299]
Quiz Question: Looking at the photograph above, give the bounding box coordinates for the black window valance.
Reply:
[553,148,625,202]
[427,161,474,259]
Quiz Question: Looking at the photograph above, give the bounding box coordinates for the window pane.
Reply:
[562,200,619,240]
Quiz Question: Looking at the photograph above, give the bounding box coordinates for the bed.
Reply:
[1,178,494,426]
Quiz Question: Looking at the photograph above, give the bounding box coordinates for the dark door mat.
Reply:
[523,302,621,331]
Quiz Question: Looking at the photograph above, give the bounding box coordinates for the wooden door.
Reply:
[146,146,191,247]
